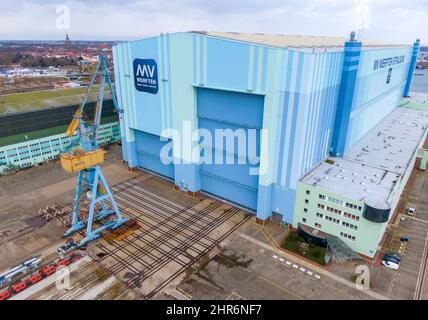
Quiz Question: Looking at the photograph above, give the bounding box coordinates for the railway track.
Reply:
[55,174,253,299]
[98,195,236,277]
[0,252,58,291]
[61,175,252,299]
[146,212,252,299]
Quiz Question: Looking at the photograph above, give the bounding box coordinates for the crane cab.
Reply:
[60,149,106,173]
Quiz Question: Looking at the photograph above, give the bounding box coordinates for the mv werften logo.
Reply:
[133,59,158,94]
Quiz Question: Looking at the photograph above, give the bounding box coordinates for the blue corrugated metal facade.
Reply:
[113,32,415,223]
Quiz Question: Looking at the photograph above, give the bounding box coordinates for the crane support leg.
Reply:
[64,170,85,236]
[77,166,128,247]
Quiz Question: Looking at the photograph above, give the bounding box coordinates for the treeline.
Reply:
[0,53,76,67]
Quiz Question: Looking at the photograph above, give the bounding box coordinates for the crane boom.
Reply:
[65,57,102,137]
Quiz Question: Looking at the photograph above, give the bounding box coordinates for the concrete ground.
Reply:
[0,144,138,270]
[365,165,428,300]
[177,222,386,300]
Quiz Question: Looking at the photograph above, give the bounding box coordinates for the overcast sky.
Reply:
[0,0,426,44]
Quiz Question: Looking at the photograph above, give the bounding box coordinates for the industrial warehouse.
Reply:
[113,31,423,259]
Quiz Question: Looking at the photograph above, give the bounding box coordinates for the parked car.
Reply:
[400,236,410,242]
[407,207,415,216]
[382,260,399,271]
[56,241,77,256]
[383,254,400,264]
[384,252,401,261]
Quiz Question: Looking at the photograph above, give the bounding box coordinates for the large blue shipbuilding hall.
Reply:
[112,31,420,235]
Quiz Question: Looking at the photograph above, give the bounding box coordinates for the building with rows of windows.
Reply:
[294,106,428,257]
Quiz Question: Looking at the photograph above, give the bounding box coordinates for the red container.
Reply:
[56,259,69,267]
[0,290,11,300]
[11,281,27,294]
[26,273,42,285]
[40,265,56,277]
[70,254,81,263]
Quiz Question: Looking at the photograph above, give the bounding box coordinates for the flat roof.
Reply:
[192,31,407,49]
[301,106,428,209]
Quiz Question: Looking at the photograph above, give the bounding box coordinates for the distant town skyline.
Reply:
[0,0,426,44]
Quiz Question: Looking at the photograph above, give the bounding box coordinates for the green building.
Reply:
[294,105,428,258]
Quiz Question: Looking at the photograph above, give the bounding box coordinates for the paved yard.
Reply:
[178,223,382,300]
[364,167,428,299]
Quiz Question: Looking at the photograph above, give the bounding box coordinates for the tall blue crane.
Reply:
[60,51,128,246]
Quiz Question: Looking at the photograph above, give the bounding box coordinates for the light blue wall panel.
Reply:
[204,37,252,90]
[271,50,343,223]
[345,46,412,148]
[276,51,343,189]
[129,37,163,135]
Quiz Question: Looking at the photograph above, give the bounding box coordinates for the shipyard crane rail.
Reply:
[60,51,128,246]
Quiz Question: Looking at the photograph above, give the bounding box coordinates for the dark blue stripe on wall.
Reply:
[285,52,304,187]
[261,47,268,92]
[199,35,204,83]
[277,52,294,185]
[192,34,197,84]
[330,41,361,156]
[252,47,259,91]
[167,33,173,128]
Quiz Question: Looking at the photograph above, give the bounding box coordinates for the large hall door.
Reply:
[197,88,264,211]
[135,130,174,180]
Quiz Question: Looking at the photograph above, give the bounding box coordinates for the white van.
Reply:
[382,260,399,271]
[407,208,415,216]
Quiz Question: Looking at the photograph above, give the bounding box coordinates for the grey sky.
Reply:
[0,0,425,44]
